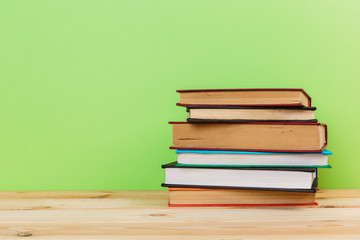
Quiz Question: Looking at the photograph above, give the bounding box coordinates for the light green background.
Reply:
[0,0,358,190]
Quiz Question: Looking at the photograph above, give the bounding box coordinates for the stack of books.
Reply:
[162,88,331,207]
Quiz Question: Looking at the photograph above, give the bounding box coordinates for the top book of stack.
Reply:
[176,88,311,107]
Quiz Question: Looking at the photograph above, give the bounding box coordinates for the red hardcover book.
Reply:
[168,203,318,207]
[166,188,317,207]
[176,88,311,107]
[169,122,327,153]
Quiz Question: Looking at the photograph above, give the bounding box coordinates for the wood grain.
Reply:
[0,189,359,239]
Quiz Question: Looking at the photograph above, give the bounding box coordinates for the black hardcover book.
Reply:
[162,162,318,193]
[186,106,317,110]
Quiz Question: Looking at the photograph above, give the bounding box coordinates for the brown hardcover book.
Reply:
[177,88,311,107]
[168,188,316,206]
[170,122,327,152]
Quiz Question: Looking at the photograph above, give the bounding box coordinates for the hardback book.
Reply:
[187,106,317,123]
[170,122,327,152]
[162,162,318,192]
[176,149,332,167]
[177,88,311,107]
[168,188,317,206]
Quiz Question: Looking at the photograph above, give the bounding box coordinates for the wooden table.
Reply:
[0,189,360,239]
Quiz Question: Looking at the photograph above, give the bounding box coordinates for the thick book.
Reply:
[162,162,318,192]
[187,106,317,123]
[176,149,332,167]
[177,88,311,107]
[170,122,327,152]
[167,188,317,206]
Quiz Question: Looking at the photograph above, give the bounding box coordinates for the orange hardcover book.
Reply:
[170,122,327,152]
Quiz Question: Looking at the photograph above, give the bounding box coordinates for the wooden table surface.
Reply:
[0,189,360,239]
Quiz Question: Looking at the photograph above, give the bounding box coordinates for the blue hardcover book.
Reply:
[175,149,332,168]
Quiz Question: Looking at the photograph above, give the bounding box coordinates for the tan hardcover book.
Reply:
[187,107,316,122]
[169,122,327,152]
[177,88,311,107]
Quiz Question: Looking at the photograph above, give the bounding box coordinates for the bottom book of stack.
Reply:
[167,188,317,207]
[162,162,319,207]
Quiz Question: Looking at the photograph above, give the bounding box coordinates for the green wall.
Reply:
[0,0,359,190]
